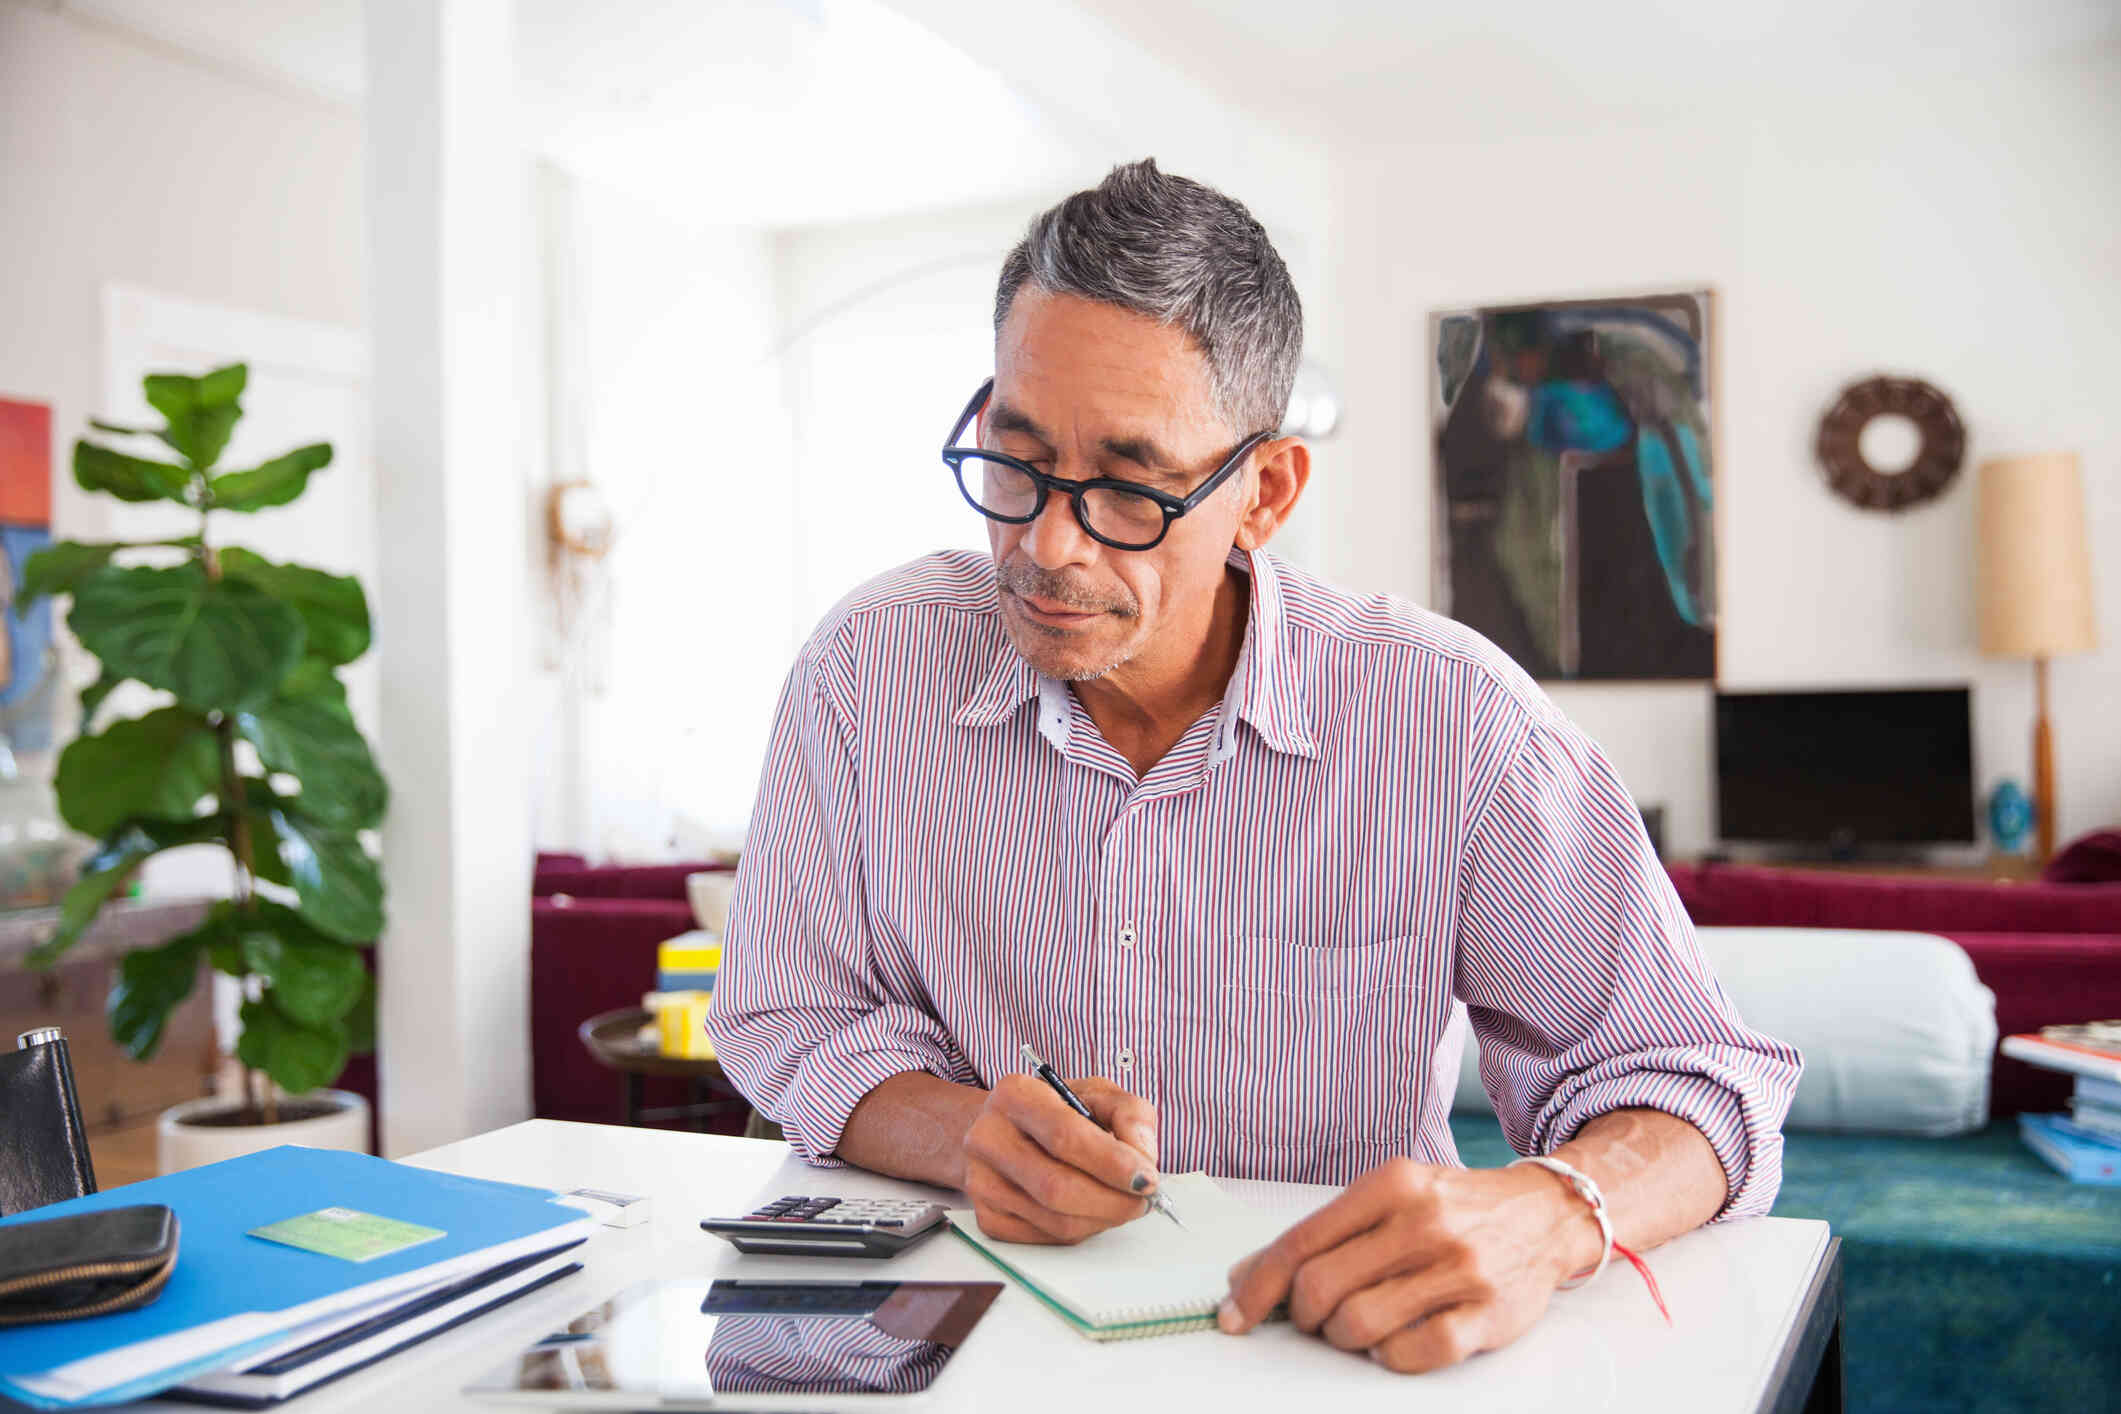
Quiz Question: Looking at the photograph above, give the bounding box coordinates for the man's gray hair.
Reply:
[994,159,1302,437]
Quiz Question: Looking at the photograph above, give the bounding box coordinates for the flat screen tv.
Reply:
[1714,687,1975,850]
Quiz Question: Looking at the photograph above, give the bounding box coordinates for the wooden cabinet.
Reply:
[0,900,216,1134]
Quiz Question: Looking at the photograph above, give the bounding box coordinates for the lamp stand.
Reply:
[2032,656,2056,863]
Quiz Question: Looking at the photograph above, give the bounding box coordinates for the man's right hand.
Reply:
[961,1073,1161,1245]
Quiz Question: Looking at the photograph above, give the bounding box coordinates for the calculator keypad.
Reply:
[737,1196,942,1231]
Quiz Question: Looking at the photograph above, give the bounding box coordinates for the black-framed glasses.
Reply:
[940,378,1272,552]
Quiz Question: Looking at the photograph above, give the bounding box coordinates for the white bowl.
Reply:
[687,871,734,932]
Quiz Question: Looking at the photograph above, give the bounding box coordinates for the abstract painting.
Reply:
[0,398,56,752]
[1430,291,1716,681]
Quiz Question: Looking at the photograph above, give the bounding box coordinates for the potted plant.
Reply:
[18,363,387,1171]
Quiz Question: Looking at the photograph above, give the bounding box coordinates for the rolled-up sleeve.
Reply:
[704,635,975,1165]
[1454,711,1803,1218]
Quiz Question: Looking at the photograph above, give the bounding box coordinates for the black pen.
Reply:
[1018,1043,1185,1229]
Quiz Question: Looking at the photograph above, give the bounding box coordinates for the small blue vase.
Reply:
[1988,779,2033,855]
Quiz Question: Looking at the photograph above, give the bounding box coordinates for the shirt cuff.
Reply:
[772,1004,974,1167]
[1528,1050,1788,1220]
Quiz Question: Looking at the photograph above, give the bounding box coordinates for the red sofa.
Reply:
[1666,862,2121,1116]
[530,855,735,1126]
[526,854,2121,1128]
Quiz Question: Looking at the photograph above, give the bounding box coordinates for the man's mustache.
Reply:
[995,558,1139,618]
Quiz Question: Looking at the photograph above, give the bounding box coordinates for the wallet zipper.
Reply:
[0,1250,177,1325]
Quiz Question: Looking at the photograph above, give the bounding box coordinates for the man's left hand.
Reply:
[1217,1156,1598,1373]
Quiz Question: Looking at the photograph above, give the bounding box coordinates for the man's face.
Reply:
[982,289,1251,683]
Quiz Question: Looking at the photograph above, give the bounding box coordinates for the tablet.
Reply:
[464,1278,1002,1409]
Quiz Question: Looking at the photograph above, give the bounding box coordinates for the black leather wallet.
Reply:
[0,1031,98,1216]
[0,1205,180,1326]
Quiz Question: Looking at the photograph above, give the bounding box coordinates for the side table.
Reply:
[576,1007,751,1132]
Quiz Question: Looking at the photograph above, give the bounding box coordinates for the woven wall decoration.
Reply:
[1815,375,1965,512]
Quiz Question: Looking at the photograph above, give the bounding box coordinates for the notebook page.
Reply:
[946,1173,1292,1334]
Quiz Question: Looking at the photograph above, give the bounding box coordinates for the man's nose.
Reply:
[1023,482,1097,569]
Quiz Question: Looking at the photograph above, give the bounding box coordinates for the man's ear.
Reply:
[1235,438,1310,551]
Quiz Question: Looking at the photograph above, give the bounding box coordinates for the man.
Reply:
[707,160,1800,1375]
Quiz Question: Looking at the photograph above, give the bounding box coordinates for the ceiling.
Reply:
[59,0,1097,227]
[61,0,2117,219]
[1065,0,2121,141]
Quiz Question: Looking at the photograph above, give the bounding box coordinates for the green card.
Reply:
[248,1206,446,1263]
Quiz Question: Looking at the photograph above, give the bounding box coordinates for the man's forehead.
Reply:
[995,291,1224,427]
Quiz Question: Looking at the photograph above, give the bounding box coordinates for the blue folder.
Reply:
[0,1146,590,1408]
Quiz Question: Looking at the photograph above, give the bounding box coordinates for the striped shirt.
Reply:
[707,548,1801,1216]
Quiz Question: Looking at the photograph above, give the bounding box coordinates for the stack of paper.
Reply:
[0,1147,595,1409]
[2068,1074,2121,1144]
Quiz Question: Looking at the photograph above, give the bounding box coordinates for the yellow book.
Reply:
[650,990,716,1059]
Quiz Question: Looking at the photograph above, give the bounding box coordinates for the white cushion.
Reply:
[1452,926,1996,1136]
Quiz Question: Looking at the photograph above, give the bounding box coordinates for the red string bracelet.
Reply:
[1610,1241,1672,1324]
[1511,1156,1673,1326]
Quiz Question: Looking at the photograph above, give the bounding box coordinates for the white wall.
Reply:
[0,2,365,560]
[548,177,796,856]
[1326,47,2121,854]
[774,200,1038,635]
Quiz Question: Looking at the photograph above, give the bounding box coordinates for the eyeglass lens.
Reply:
[955,454,1166,547]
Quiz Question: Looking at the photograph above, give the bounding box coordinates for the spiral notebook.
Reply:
[946,1173,1291,1341]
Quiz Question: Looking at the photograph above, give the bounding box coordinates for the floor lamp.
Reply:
[1977,453,2098,862]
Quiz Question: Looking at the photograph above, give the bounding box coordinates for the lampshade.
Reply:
[1977,452,2098,659]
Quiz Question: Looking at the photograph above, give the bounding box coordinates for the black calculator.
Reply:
[700,1195,949,1258]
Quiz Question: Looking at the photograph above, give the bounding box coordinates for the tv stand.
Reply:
[1684,854,2045,884]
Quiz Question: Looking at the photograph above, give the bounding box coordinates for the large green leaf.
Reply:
[144,364,246,469]
[209,443,331,513]
[218,550,369,666]
[253,802,384,943]
[235,997,348,1096]
[236,909,367,1027]
[54,707,220,838]
[69,563,305,712]
[74,441,194,504]
[20,542,120,610]
[279,657,348,707]
[107,925,210,1060]
[342,972,376,1055]
[27,817,226,968]
[236,692,386,831]
[18,538,201,614]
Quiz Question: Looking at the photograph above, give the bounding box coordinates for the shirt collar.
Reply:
[950,548,1318,761]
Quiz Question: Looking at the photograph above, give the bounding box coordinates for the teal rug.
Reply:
[1449,1115,2121,1412]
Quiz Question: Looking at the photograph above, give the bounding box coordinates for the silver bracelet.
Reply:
[1510,1155,1614,1290]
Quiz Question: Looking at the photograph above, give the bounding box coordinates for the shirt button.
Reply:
[1118,923,1137,947]
[1117,1048,1134,1071]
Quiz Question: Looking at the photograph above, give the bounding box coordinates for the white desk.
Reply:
[143,1121,1839,1412]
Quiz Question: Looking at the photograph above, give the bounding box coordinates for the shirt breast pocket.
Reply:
[1204,934,1431,1161]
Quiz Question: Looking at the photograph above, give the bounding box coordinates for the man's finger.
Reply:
[1317,1257,1488,1353]
[976,1106,1151,1224]
[1369,1305,1487,1375]
[1282,1221,1461,1334]
[1069,1075,1160,1168]
[1219,1174,1404,1333]
[997,1076,1159,1201]
[968,1162,1098,1245]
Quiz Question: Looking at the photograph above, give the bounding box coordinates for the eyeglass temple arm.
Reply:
[946,378,996,450]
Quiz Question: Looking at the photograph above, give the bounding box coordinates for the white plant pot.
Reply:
[156,1089,371,1174]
